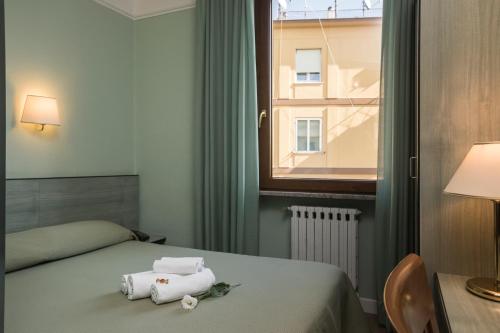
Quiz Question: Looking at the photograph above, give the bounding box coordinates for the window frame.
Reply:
[254,0,376,194]
[295,118,322,153]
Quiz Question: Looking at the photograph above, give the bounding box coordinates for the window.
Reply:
[296,49,321,83]
[255,0,383,194]
[296,119,321,152]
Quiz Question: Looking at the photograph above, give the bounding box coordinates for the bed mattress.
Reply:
[5,241,369,333]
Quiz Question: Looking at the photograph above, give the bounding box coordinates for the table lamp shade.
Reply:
[444,142,500,200]
[21,95,60,126]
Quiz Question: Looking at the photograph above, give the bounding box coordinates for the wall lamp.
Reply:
[21,95,61,131]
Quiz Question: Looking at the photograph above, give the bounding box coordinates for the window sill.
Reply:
[259,190,375,201]
[293,151,324,155]
[294,81,323,85]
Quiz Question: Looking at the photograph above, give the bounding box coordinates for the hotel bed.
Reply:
[5,176,369,333]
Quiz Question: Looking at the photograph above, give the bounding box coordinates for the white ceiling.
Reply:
[94,0,195,20]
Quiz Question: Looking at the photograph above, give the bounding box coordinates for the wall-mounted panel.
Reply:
[6,176,139,233]
[420,0,500,278]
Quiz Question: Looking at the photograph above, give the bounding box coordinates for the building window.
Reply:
[296,49,321,83]
[296,119,321,152]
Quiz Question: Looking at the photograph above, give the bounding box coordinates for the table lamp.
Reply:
[444,142,500,301]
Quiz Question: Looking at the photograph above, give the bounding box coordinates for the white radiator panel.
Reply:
[290,205,360,289]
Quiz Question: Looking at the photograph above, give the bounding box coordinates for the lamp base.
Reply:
[466,277,500,302]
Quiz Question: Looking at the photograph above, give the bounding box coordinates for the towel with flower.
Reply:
[120,257,239,310]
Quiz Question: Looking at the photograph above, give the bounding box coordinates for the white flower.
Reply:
[181,295,198,310]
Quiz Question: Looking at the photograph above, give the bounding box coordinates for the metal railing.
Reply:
[274,8,382,21]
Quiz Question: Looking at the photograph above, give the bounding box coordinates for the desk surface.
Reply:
[436,273,500,333]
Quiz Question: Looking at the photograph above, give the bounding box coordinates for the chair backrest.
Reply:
[384,253,439,333]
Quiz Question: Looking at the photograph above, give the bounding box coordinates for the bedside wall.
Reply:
[5,0,135,178]
[134,9,197,247]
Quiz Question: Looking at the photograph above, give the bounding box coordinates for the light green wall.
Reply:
[5,0,135,178]
[5,1,197,245]
[134,9,197,247]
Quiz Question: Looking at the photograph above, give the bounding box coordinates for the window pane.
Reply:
[309,72,320,82]
[271,0,383,181]
[309,120,320,151]
[296,120,308,151]
[296,72,307,81]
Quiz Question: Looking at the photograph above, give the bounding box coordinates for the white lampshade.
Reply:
[444,142,500,200]
[21,95,60,126]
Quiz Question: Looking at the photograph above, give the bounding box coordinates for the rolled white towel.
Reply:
[153,257,205,275]
[120,274,129,294]
[151,268,216,305]
[128,271,181,300]
[121,271,152,295]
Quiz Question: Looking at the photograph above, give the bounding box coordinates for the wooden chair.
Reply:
[384,253,439,333]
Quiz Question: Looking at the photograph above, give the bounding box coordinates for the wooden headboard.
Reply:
[6,175,139,233]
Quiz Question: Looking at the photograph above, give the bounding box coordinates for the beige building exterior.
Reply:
[272,17,382,180]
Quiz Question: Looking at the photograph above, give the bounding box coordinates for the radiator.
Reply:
[289,205,360,289]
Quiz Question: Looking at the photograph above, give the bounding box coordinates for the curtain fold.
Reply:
[375,0,419,324]
[194,0,259,255]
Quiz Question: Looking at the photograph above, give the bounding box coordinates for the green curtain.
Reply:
[375,0,419,324]
[194,0,259,255]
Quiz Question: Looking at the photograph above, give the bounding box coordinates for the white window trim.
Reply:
[295,118,322,153]
[294,80,324,85]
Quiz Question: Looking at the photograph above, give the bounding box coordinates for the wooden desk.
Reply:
[435,273,500,333]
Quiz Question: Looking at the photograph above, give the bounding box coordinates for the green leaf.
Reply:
[196,291,211,301]
[196,282,241,302]
[209,283,230,297]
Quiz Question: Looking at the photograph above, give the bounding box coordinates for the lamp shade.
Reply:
[21,95,60,126]
[444,142,500,200]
